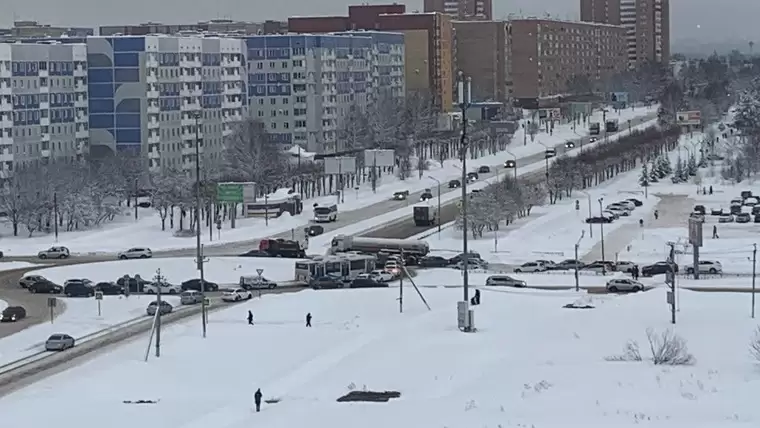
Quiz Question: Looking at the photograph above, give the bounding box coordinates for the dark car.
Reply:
[28,280,62,294]
[555,259,585,270]
[467,172,479,181]
[737,213,752,223]
[393,190,410,200]
[752,206,760,216]
[448,252,482,265]
[626,198,643,207]
[117,275,151,293]
[478,166,491,174]
[448,180,461,189]
[64,282,95,297]
[693,205,706,214]
[641,262,679,277]
[181,279,219,292]
[419,256,449,268]
[350,277,388,289]
[304,225,324,237]
[585,216,612,224]
[741,190,753,200]
[239,249,270,257]
[95,282,124,295]
[711,208,724,216]
[1,306,26,322]
[755,214,760,223]
[310,276,344,290]
[420,189,434,201]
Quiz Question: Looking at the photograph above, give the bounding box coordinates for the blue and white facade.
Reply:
[334,31,405,100]
[0,41,89,175]
[85,35,246,173]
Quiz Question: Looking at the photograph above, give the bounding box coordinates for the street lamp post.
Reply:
[506,150,517,181]
[575,231,585,292]
[598,197,606,275]
[194,112,207,338]
[538,142,551,182]
[580,191,593,238]
[428,176,442,235]
[457,71,473,332]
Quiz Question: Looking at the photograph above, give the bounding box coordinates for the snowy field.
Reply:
[2,287,760,428]
[23,257,300,286]
[0,106,658,257]
[0,294,180,368]
[411,267,650,288]
[0,261,45,271]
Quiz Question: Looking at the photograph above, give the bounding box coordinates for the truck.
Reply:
[258,238,306,258]
[313,204,338,223]
[330,235,430,258]
[605,119,619,132]
[589,122,600,135]
[413,204,438,227]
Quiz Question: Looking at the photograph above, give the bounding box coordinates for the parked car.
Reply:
[478,165,491,174]
[448,179,461,189]
[310,276,344,290]
[38,246,70,259]
[94,282,124,295]
[626,198,643,207]
[685,261,723,275]
[419,256,449,268]
[1,306,26,322]
[614,201,636,210]
[143,282,182,295]
[117,275,151,293]
[485,275,526,287]
[641,262,678,277]
[752,206,760,216]
[744,197,759,207]
[181,279,219,292]
[45,334,75,351]
[719,213,734,223]
[146,300,173,316]
[736,213,752,223]
[454,259,488,270]
[710,208,724,216]
[64,282,95,297]
[514,262,546,273]
[730,205,742,215]
[741,190,753,200]
[690,212,705,222]
[606,278,644,293]
[28,280,62,294]
[755,214,760,224]
[419,189,434,201]
[64,278,93,288]
[222,288,253,302]
[615,261,638,274]
[117,247,152,260]
[585,216,613,224]
[367,270,394,282]
[606,206,630,217]
[19,275,45,288]
[536,260,558,270]
[393,190,410,200]
[583,261,614,274]
[555,259,585,270]
[350,277,388,288]
[239,275,277,290]
[448,252,482,265]
[180,290,204,305]
[239,249,270,257]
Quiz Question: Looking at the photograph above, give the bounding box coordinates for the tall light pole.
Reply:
[428,176,442,235]
[194,111,207,338]
[538,141,552,183]
[580,191,593,238]
[574,230,585,292]
[506,150,517,181]
[598,197,606,274]
[458,71,473,332]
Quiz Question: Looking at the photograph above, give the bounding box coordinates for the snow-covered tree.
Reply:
[648,162,660,183]
[687,154,698,176]
[221,118,288,187]
[639,164,650,187]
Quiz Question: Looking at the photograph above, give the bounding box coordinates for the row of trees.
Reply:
[722,76,760,182]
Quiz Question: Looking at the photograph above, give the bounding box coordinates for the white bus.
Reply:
[313,204,338,223]
[294,253,376,283]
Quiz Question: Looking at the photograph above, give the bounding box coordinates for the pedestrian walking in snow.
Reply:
[632,266,640,280]
[713,225,719,239]
[639,219,644,228]
[306,312,312,327]
[709,185,713,195]
[247,310,254,325]
[254,388,262,412]
[474,289,481,305]
[654,210,659,220]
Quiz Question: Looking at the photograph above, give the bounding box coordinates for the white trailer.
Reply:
[330,234,430,257]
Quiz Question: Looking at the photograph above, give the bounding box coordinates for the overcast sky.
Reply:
[3,0,758,44]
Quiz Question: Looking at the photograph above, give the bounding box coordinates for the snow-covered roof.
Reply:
[286,145,316,158]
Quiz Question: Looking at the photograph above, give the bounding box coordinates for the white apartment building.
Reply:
[0,41,89,176]
[620,0,669,69]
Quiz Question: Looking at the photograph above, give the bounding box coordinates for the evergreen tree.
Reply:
[654,156,667,178]
[687,154,698,176]
[659,155,672,175]
[648,162,660,182]
[639,164,650,187]
[679,158,690,181]
[674,156,684,181]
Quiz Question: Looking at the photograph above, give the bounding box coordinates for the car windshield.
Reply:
[49,335,63,340]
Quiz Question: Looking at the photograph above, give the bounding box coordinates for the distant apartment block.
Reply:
[289,4,453,111]
[0,21,93,40]
[0,41,89,174]
[85,35,246,174]
[424,0,493,20]
[99,20,287,37]
[508,18,627,100]
[453,20,509,102]
[580,0,621,25]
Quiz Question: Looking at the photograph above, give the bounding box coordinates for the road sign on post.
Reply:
[217,183,244,203]
[47,297,57,324]
[95,291,103,316]
[256,268,264,276]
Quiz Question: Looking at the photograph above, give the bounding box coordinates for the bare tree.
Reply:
[646,328,695,365]
[221,118,288,189]
[750,326,760,362]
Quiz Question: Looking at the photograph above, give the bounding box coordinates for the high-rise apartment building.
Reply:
[424,0,493,21]
[0,42,89,174]
[508,18,627,101]
[99,20,287,37]
[85,35,246,174]
[580,0,621,25]
[288,4,453,111]
[244,33,404,153]
[452,20,509,102]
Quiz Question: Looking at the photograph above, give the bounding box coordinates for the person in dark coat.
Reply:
[247,310,254,325]
[709,185,713,195]
[474,289,481,305]
[306,312,312,327]
[713,225,719,239]
[254,388,262,412]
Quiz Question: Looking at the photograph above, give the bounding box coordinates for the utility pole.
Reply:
[753,243,757,319]
[53,192,59,242]
[194,112,207,338]
[574,231,585,292]
[667,243,677,324]
[371,153,378,193]
[458,71,473,332]
[154,269,163,358]
[399,249,404,313]
[598,198,606,274]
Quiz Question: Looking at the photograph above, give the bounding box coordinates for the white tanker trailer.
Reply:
[329,234,430,257]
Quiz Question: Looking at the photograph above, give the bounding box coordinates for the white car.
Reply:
[606,278,644,293]
[384,261,401,275]
[718,214,734,223]
[118,247,153,260]
[602,210,619,220]
[143,282,181,295]
[685,261,723,275]
[368,270,394,282]
[606,206,630,216]
[221,288,253,302]
[514,261,546,273]
[615,261,638,273]
[38,246,70,259]
[239,275,277,290]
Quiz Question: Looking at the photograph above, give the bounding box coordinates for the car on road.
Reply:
[685,261,723,275]
[366,270,394,282]
[146,300,173,316]
[478,165,491,174]
[180,290,204,305]
[384,260,402,275]
[606,278,644,293]
[602,210,620,220]
[589,137,598,143]
[64,281,95,297]
[536,260,558,270]
[38,246,70,259]
[419,256,449,268]
[454,259,488,270]
[350,277,388,288]
[448,252,482,265]
[28,280,62,294]
[736,213,752,223]
[64,278,94,288]
[393,190,410,200]
[615,261,638,274]
[117,275,151,293]
[448,179,461,189]
[117,247,153,260]
[719,213,734,223]
[711,208,724,216]
[514,261,546,273]
[239,275,277,290]
[641,261,678,277]
[239,249,270,257]
[94,282,124,295]
[222,288,253,302]
[310,276,344,290]
[304,225,324,237]
[143,282,182,295]
[585,216,613,224]
[485,275,526,287]
[420,189,434,201]
[466,172,479,182]
[582,261,614,274]
[1,306,26,322]
[555,259,585,270]
[181,279,219,292]
[45,334,75,351]
[19,275,45,288]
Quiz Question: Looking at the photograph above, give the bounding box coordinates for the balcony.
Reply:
[41,149,50,157]
[181,143,202,157]
[41,133,50,142]
[147,89,160,99]
[148,133,160,144]
[0,151,12,163]
[147,103,159,114]
[148,147,161,159]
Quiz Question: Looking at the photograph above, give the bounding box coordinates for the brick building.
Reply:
[508,18,627,101]
[452,21,509,102]
[424,0,493,21]
[288,5,454,111]
[580,0,621,25]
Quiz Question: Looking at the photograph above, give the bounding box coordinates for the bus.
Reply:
[294,253,376,283]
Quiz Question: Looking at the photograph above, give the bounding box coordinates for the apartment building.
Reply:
[288,4,454,111]
[0,42,89,175]
[85,35,246,174]
[424,0,493,21]
[580,0,621,25]
[453,20,509,102]
[508,18,627,101]
[245,33,403,153]
[620,0,670,68]
[0,21,93,40]
[100,19,287,37]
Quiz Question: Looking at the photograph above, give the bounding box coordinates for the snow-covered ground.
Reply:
[2,286,760,428]
[411,267,644,288]
[0,105,658,257]
[23,257,301,286]
[0,294,180,368]
[0,262,45,271]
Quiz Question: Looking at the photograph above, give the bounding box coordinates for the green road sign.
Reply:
[217,183,244,203]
